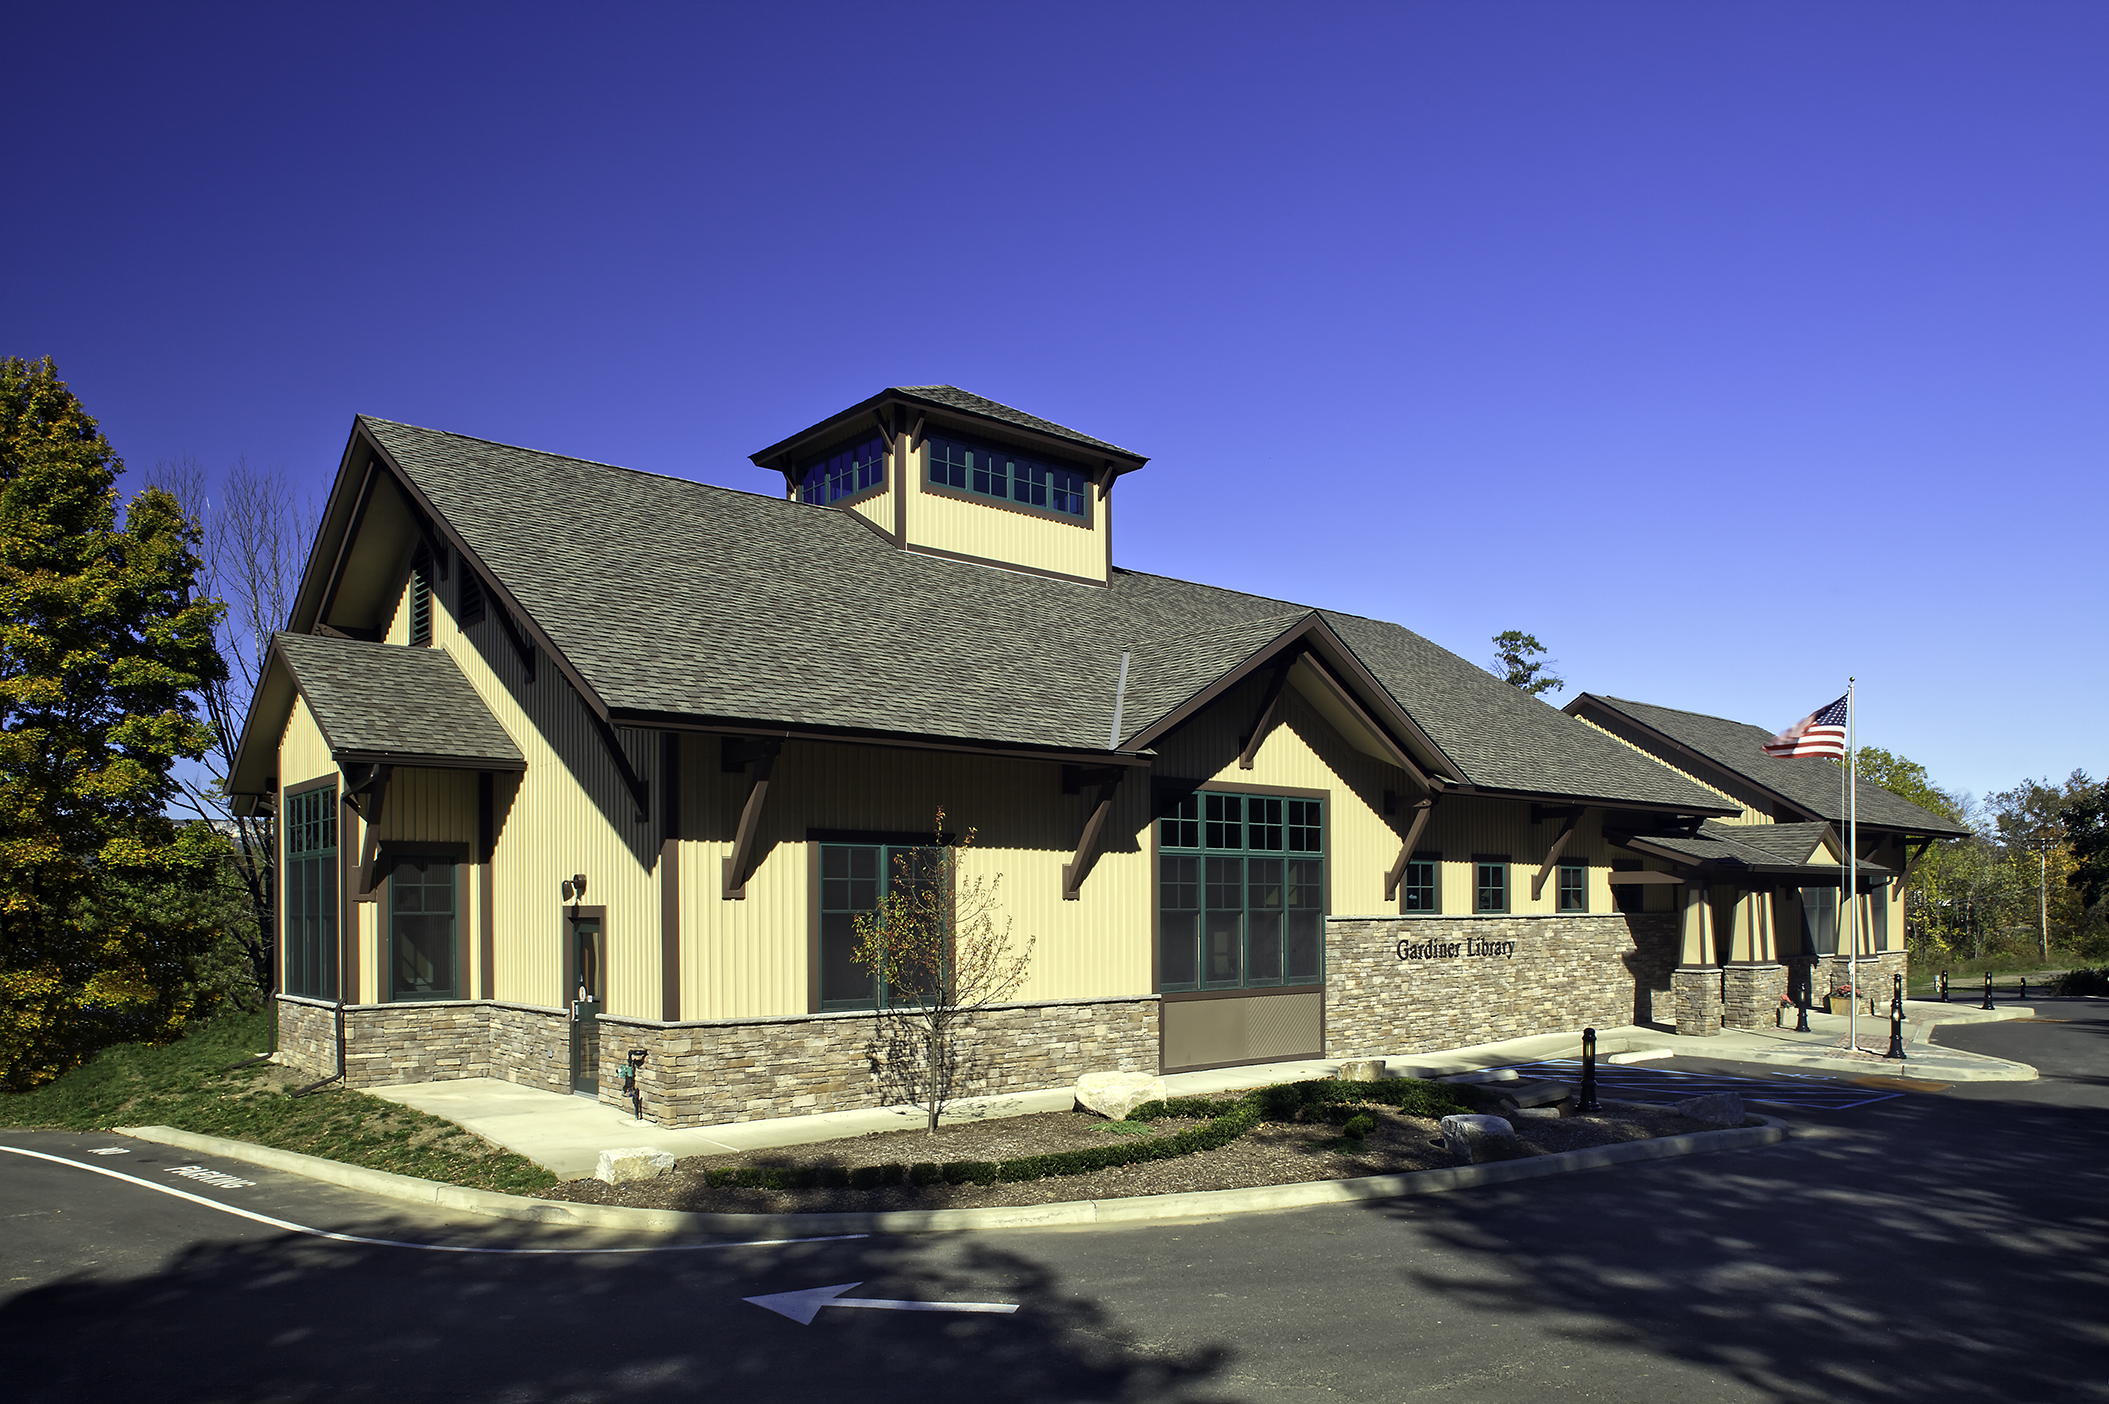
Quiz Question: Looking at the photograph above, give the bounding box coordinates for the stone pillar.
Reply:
[1674,880,1722,1037]
[1722,962,1787,1030]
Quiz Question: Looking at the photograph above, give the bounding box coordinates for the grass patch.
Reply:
[0,1011,555,1195]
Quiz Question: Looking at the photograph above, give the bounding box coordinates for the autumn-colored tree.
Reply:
[0,357,229,1088]
[1490,630,1564,696]
[852,811,1035,1134]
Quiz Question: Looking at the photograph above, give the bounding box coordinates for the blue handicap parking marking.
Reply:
[1495,1058,1906,1111]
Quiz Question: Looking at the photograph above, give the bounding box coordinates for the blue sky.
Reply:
[5,2,2102,804]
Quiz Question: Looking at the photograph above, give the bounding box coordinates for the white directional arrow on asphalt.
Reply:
[742,1281,1020,1325]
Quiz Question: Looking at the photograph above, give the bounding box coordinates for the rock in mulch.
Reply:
[1074,1071,1167,1120]
[1671,1092,1746,1126]
[596,1147,675,1184]
[1440,1113,1526,1163]
[1336,1059,1387,1082]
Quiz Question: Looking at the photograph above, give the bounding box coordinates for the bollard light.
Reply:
[1885,973,1907,1060]
[1981,969,1995,1011]
[1796,974,1811,1033]
[1578,1027,1601,1113]
[1939,968,1949,1002]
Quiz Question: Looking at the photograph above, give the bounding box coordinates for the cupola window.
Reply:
[798,434,887,505]
[927,434,1089,519]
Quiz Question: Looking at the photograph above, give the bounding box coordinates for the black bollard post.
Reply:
[1795,973,1812,1032]
[1939,968,1949,1002]
[1981,969,1995,1011]
[1885,973,1907,1059]
[2019,975,2026,1003]
[1578,1027,1601,1112]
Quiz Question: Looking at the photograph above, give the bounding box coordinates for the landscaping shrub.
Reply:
[1342,1113,1375,1140]
[2052,967,2109,996]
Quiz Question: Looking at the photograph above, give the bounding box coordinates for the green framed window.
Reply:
[282,783,338,1000]
[818,843,944,1011]
[1474,857,1509,914]
[389,856,458,1000]
[1557,863,1588,913]
[1400,853,1439,914]
[1157,792,1324,992]
[799,434,887,505]
[927,433,1089,518]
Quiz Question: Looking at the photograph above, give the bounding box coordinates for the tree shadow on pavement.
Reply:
[0,1212,1237,1404]
[1354,1013,2109,1404]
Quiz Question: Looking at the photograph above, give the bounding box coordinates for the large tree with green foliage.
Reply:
[1490,630,1564,696]
[0,356,228,1089]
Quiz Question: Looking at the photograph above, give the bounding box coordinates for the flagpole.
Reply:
[1847,677,1858,1053]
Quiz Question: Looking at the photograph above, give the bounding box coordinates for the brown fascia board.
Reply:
[1483,788,1738,819]
[1567,694,1967,841]
[287,425,382,637]
[608,708,1157,770]
[227,644,301,812]
[335,418,615,725]
[1565,694,1824,822]
[747,389,1150,483]
[1121,613,1466,787]
[333,749,526,773]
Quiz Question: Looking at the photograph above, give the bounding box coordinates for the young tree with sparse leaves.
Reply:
[1490,630,1564,697]
[852,810,1035,1134]
[0,357,228,1089]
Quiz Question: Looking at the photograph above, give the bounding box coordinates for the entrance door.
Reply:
[567,913,604,1095]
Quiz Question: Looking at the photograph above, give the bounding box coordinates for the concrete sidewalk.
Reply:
[369,1005,2037,1179]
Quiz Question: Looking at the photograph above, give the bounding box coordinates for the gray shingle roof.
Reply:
[1637,819,1884,876]
[361,418,1731,812]
[1579,695,1970,837]
[891,386,1143,460]
[275,630,524,768]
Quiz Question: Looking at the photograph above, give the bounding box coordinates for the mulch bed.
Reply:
[538,1100,1720,1215]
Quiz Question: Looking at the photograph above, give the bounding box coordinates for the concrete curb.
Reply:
[112,1115,1788,1236]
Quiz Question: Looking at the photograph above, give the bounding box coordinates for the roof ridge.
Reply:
[359,415,862,514]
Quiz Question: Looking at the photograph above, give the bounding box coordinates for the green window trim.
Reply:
[388,855,459,1001]
[282,782,338,1000]
[1557,862,1588,913]
[818,842,945,1012]
[1473,856,1509,915]
[1400,851,1440,914]
[1157,791,1325,992]
[926,433,1091,520]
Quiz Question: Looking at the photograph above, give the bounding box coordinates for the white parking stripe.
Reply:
[0,1145,866,1256]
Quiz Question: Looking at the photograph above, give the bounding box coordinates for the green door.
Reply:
[568,915,603,1095]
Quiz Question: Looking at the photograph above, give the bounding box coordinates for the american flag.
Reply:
[1764,695,1849,759]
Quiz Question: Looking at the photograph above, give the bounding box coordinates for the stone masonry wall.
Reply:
[1673,967,1724,1036]
[340,1001,491,1087]
[1324,914,1679,1058]
[1794,951,1910,1014]
[489,1003,572,1094]
[602,997,1161,1127]
[276,997,338,1077]
[1722,963,1789,1031]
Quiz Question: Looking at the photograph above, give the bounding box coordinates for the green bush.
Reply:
[2052,967,2109,995]
[685,1076,1470,1196]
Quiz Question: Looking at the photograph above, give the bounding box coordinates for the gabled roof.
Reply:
[1569,693,1971,839]
[233,632,523,793]
[264,416,1738,814]
[1626,819,1885,880]
[748,385,1147,476]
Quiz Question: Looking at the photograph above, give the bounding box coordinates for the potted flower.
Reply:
[1776,994,1795,1028]
[1827,983,1860,1015]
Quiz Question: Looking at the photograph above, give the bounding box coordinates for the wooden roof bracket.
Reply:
[1384,798,1437,902]
[1237,655,1297,770]
[1063,770,1125,901]
[494,605,537,682]
[1530,807,1586,901]
[347,764,393,900]
[722,739,781,900]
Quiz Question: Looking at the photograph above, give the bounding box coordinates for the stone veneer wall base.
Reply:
[1672,966,1724,1037]
[276,994,1158,1128]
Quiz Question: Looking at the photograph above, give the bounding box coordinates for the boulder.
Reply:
[1439,1113,1526,1163]
[1505,1079,1573,1109]
[1672,1092,1746,1126]
[1075,1071,1168,1121]
[595,1146,676,1184]
[1336,1059,1387,1083]
[1513,1105,1563,1120]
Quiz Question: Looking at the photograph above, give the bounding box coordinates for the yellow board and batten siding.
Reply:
[369,554,665,1017]
[675,740,1156,1019]
[899,440,1109,583]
